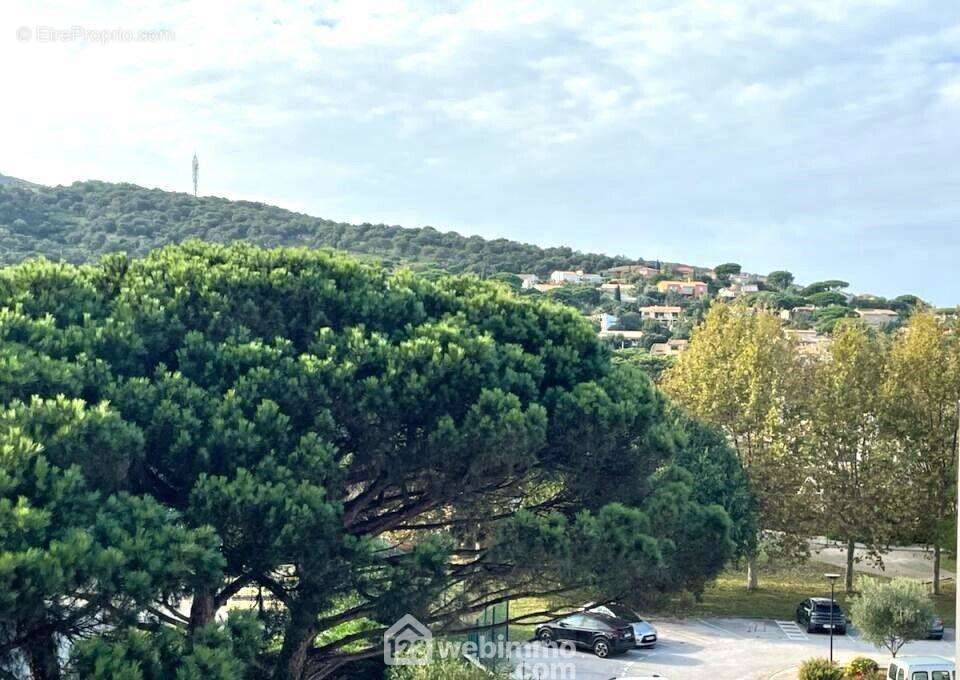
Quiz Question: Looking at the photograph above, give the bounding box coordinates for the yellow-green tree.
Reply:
[883,312,960,594]
[804,321,898,593]
[663,303,807,589]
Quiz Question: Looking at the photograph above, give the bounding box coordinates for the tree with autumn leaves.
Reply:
[0,243,753,680]
[883,312,960,595]
[666,304,959,593]
[663,304,809,589]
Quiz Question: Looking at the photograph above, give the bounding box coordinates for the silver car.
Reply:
[588,604,658,648]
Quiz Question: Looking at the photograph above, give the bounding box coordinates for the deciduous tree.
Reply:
[803,322,898,593]
[664,303,808,589]
[883,312,960,594]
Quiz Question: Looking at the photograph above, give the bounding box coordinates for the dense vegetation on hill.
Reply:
[0,173,37,189]
[0,179,641,275]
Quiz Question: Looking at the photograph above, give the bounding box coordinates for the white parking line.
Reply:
[775,620,809,641]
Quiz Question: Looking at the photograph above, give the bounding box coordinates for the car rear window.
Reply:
[931,672,951,680]
[814,603,840,612]
[606,605,640,620]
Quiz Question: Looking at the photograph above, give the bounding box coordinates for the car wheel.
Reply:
[537,629,554,646]
[593,639,610,658]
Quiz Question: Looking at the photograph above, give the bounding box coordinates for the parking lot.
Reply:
[511,617,955,679]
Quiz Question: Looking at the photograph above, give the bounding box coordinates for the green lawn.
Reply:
[509,560,956,639]
[655,560,954,626]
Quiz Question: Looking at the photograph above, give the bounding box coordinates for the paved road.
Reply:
[510,617,954,679]
[808,538,955,582]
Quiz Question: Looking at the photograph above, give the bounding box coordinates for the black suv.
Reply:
[796,597,847,634]
[535,612,635,658]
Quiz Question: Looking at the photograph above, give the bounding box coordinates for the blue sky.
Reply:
[4,1,959,303]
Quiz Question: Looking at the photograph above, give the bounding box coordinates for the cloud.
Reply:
[1,0,959,302]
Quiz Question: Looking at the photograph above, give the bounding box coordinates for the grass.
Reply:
[509,559,956,638]
[656,560,954,626]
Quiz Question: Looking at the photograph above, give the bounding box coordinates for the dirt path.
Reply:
[808,537,954,583]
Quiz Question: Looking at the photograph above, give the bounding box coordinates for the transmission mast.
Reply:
[192,152,199,196]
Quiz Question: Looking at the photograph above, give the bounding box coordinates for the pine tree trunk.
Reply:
[24,632,61,680]
[746,555,759,590]
[845,537,856,594]
[933,543,942,596]
[273,604,318,680]
[189,585,216,633]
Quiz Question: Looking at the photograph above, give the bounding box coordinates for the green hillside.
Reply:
[0,178,641,275]
[0,173,38,189]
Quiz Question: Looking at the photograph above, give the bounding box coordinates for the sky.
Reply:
[2,1,959,304]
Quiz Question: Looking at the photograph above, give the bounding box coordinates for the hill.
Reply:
[0,179,642,275]
[0,173,39,189]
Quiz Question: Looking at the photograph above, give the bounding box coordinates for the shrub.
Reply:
[849,577,934,657]
[844,656,881,679]
[799,657,843,680]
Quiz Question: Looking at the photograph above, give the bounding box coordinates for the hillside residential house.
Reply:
[639,305,682,327]
[600,282,637,302]
[656,280,709,297]
[602,264,661,278]
[740,283,760,294]
[598,329,645,347]
[517,274,539,289]
[730,272,767,285]
[550,269,603,285]
[856,308,900,328]
[599,313,619,331]
[650,338,689,356]
[780,305,817,322]
[668,264,696,278]
[718,287,738,300]
[785,329,831,356]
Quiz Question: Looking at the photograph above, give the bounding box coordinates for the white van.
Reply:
[886,656,955,680]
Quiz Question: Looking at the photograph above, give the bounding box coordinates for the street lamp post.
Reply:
[825,573,841,665]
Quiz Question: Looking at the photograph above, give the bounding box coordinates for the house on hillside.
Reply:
[550,270,603,285]
[599,313,619,331]
[597,329,645,347]
[786,329,831,356]
[656,280,708,297]
[650,338,689,356]
[602,264,661,278]
[600,282,637,302]
[780,305,817,322]
[730,272,766,285]
[855,309,900,328]
[638,305,682,328]
[517,274,539,289]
